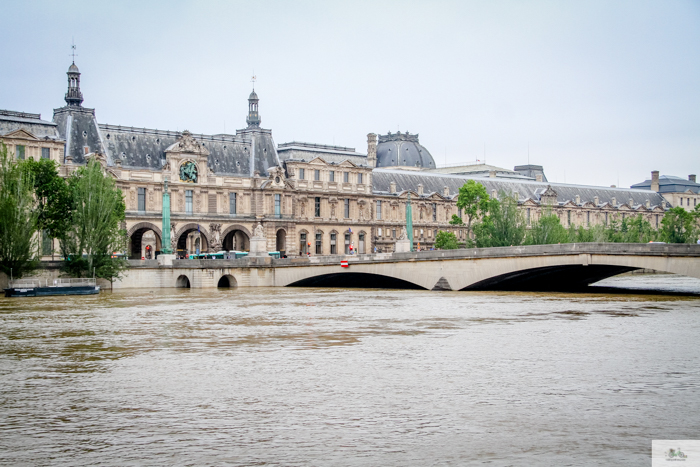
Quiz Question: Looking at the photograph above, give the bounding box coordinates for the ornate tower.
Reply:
[65,62,84,107]
[246,90,261,128]
[367,133,378,168]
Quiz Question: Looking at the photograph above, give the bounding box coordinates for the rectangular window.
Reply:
[41,147,50,159]
[392,229,396,239]
[344,233,351,254]
[41,230,52,256]
[343,172,349,183]
[434,229,438,238]
[138,187,146,212]
[527,208,531,226]
[208,194,217,213]
[314,169,320,181]
[378,228,382,236]
[458,208,462,220]
[330,233,337,254]
[358,173,363,184]
[344,198,350,218]
[329,171,335,182]
[315,233,322,255]
[275,194,281,216]
[300,232,307,254]
[15,145,25,160]
[359,233,365,254]
[655,214,659,228]
[186,190,193,214]
[298,168,305,180]
[605,212,608,225]
[376,200,382,220]
[567,210,571,226]
[229,193,237,214]
[586,211,590,226]
[432,203,437,222]
[314,197,321,217]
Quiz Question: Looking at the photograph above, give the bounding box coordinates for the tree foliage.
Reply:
[0,143,39,277]
[21,158,72,240]
[473,192,525,247]
[660,207,698,243]
[434,230,459,250]
[456,180,489,240]
[448,214,464,225]
[525,210,569,245]
[60,159,128,281]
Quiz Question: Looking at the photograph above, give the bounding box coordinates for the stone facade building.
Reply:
[0,61,672,259]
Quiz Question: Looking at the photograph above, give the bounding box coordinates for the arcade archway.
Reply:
[223,229,250,251]
[128,223,162,259]
[276,228,286,253]
[174,224,210,257]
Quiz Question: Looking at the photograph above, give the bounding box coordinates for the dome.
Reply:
[248,90,259,100]
[375,132,435,169]
[68,63,80,74]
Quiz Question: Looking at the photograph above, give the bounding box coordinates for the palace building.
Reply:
[0,61,672,259]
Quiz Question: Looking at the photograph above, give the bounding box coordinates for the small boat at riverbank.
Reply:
[4,278,100,297]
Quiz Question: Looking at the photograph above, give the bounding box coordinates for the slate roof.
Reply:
[372,168,668,207]
[278,141,368,166]
[0,110,60,139]
[631,175,700,194]
[376,132,435,169]
[53,106,104,164]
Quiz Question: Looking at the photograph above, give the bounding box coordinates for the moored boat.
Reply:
[4,278,100,297]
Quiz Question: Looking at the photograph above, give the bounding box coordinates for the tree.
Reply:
[434,230,459,250]
[0,143,39,278]
[21,158,72,241]
[474,192,526,247]
[525,209,568,245]
[60,159,128,282]
[448,214,464,225]
[660,207,698,243]
[623,214,658,243]
[456,180,489,241]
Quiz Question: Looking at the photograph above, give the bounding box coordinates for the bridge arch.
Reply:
[287,272,425,289]
[217,274,237,288]
[176,274,191,288]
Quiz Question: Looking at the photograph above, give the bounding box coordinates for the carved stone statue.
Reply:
[398,227,407,240]
[170,223,177,250]
[209,223,222,250]
[253,224,265,238]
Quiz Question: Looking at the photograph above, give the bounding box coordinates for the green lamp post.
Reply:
[161,177,173,254]
[406,192,414,251]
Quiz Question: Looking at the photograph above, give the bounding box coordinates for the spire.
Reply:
[246,75,261,128]
[65,60,83,107]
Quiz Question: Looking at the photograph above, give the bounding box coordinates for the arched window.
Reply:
[299,231,309,255]
[330,231,337,255]
[315,230,323,255]
[344,231,351,255]
[358,232,366,254]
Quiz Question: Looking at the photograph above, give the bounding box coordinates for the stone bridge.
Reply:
[119,243,700,292]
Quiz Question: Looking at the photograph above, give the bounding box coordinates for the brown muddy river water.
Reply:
[1,274,699,466]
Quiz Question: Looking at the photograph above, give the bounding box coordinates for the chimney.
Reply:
[645,199,650,208]
[443,186,449,197]
[575,195,580,204]
[390,181,396,194]
[417,184,424,195]
[629,198,634,206]
[514,192,519,201]
[612,197,616,206]
[536,174,543,182]
[492,189,497,199]
[651,170,660,192]
[366,133,378,168]
[489,170,496,178]
[690,174,697,183]
[594,196,599,205]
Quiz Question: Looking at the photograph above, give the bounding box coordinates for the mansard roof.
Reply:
[0,109,60,139]
[371,168,668,208]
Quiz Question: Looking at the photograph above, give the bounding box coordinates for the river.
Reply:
[1,274,699,466]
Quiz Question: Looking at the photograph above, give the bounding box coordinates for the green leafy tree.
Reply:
[456,180,489,241]
[434,230,459,250]
[0,143,39,277]
[623,214,658,243]
[474,192,526,247]
[525,209,569,245]
[567,224,606,243]
[21,158,72,241]
[60,159,128,282]
[660,207,698,243]
[448,214,464,225]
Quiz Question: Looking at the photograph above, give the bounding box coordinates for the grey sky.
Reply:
[2,0,698,187]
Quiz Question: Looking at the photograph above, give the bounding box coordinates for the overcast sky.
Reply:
[3,0,698,187]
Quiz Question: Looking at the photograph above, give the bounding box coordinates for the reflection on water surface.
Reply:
[1,274,699,466]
